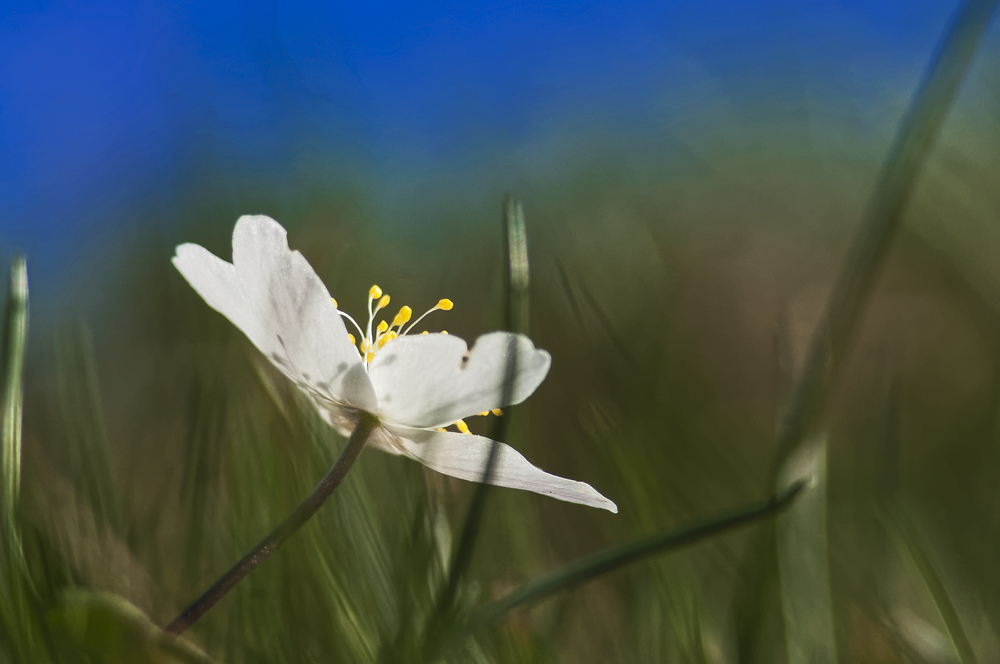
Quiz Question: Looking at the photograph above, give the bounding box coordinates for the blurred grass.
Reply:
[5,12,1000,662]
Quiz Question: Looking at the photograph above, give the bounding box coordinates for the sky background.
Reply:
[0,0,987,296]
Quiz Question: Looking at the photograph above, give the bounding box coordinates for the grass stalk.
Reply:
[455,480,806,645]
[0,255,33,661]
[771,0,999,476]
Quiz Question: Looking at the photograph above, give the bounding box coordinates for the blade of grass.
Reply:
[771,0,999,477]
[451,481,806,647]
[776,435,837,664]
[881,505,979,664]
[446,194,527,580]
[414,195,530,659]
[1,255,28,548]
[0,255,35,661]
[765,6,995,658]
[54,322,122,536]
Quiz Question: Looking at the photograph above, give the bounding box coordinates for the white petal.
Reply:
[367,331,551,429]
[386,425,617,512]
[173,216,377,413]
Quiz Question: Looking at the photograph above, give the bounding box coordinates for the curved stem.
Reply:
[165,411,379,636]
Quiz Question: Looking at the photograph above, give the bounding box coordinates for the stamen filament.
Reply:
[339,311,366,342]
[402,299,453,335]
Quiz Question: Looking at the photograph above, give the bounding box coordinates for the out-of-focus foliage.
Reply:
[5,44,1000,663]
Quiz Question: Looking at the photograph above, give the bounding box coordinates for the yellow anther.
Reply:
[377,294,390,309]
[369,285,382,299]
[436,428,447,432]
[377,331,397,349]
[391,306,412,328]
[420,331,429,335]
[479,411,489,417]
[456,419,470,434]
[440,330,448,335]
[376,320,389,334]
[365,352,375,362]
[491,408,503,416]
[331,297,338,308]
[347,333,356,345]
[436,299,453,311]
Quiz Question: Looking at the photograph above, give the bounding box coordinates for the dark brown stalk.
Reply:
[165,411,379,636]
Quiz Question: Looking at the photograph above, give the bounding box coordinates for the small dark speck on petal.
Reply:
[460,352,471,370]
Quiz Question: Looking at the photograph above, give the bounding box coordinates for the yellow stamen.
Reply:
[437,299,453,311]
[491,408,503,416]
[365,352,375,362]
[440,330,448,335]
[369,285,382,300]
[347,333,356,345]
[377,294,390,310]
[456,419,470,434]
[391,306,412,328]
[420,331,429,335]
[436,428,447,432]
[376,320,389,334]
[331,297,338,308]
[377,331,397,348]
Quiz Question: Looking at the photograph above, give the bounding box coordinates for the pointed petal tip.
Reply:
[582,487,618,513]
[544,480,618,513]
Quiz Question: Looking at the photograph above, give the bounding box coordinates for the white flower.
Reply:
[172,215,617,512]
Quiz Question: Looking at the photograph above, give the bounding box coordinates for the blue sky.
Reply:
[0,0,976,290]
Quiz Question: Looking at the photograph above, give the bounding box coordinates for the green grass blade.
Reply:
[0,255,35,661]
[883,506,979,664]
[1,255,28,541]
[413,195,532,660]
[776,435,837,664]
[454,481,806,646]
[763,6,996,658]
[772,0,999,475]
[54,322,123,536]
[448,194,529,555]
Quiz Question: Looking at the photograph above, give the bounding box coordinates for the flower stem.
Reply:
[165,411,379,636]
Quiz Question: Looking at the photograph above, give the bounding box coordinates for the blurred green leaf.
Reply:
[50,589,217,664]
[882,506,979,664]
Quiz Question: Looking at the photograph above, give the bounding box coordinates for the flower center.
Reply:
[331,284,453,369]
[332,286,503,434]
